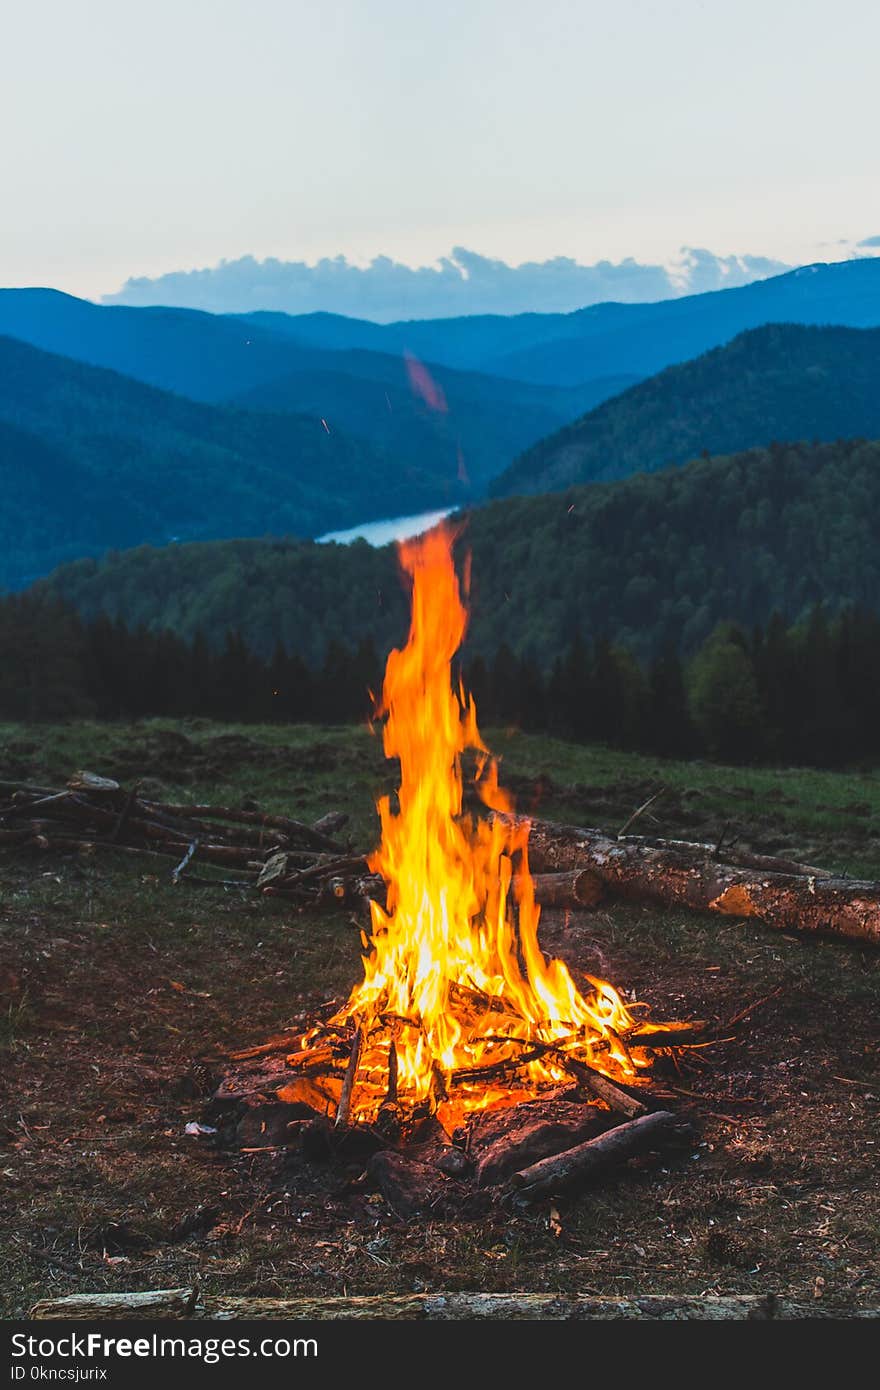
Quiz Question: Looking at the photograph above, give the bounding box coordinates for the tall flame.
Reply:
[302,523,648,1128]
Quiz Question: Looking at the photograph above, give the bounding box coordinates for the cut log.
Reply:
[511,1110,681,1199]
[30,1287,197,1320]
[30,1289,880,1319]
[515,869,604,908]
[499,815,880,946]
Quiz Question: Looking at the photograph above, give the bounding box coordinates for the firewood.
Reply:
[514,869,604,908]
[335,1027,364,1127]
[150,803,344,851]
[67,770,120,794]
[31,1289,879,1320]
[312,810,349,837]
[473,1102,616,1187]
[511,1110,682,1199]
[552,1054,648,1119]
[499,814,880,946]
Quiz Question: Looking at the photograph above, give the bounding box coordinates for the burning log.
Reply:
[510,1110,683,1200]
[500,816,880,947]
[553,1054,648,1119]
[335,1027,364,1128]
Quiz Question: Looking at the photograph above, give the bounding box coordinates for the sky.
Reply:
[1,0,878,311]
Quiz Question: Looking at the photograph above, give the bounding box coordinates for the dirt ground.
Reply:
[1,722,878,1318]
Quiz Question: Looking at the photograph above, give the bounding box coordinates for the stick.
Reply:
[149,804,345,851]
[110,780,141,843]
[552,1053,648,1119]
[617,789,665,839]
[335,1027,364,1127]
[171,838,200,884]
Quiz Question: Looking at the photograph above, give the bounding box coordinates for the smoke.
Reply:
[102,245,792,322]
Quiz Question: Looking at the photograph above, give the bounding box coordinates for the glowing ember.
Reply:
[294,523,660,1130]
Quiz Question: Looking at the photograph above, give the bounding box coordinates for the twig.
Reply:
[617,789,665,840]
[171,839,200,885]
[335,1027,364,1128]
[723,982,786,1030]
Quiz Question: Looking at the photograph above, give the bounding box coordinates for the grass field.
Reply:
[1,719,878,1317]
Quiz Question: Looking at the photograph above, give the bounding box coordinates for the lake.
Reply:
[316,507,456,548]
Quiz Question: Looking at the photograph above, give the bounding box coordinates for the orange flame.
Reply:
[301,522,650,1127]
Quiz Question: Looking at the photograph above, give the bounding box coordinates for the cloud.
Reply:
[102,245,792,321]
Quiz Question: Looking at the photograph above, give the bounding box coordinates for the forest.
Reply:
[493,323,880,495]
[3,587,879,768]
[37,436,880,667]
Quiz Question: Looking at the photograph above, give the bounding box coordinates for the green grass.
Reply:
[4,717,880,875]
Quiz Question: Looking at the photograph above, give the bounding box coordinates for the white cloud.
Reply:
[102,245,792,321]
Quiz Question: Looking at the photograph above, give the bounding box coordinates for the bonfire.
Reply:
[278,523,675,1135]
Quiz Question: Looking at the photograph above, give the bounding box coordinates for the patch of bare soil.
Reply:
[1,847,877,1318]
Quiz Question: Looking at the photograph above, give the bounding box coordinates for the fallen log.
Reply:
[30,1289,880,1320]
[499,815,880,947]
[511,1110,680,1199]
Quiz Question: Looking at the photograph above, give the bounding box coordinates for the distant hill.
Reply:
[492,324,880,497]
[235,259,880,383]
[0,334,458,590]
[232,353,632,492]
[0,290,633,492]
[38,438,880,666]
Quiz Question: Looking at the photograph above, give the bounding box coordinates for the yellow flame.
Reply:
[306,522,648,1126]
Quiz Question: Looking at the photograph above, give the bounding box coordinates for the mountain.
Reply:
[5,259,880,403]
[231,353,633,492]
[0,290,633,492]
[492,323,880,497]
[0,290,309,403]
[0,334,459,590]
[38,437,880,667]
[234,259,880,383]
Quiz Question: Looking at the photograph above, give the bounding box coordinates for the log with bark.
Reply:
[30,1288,880,1319]
[495,814,880,947]
[510,1110,684,1200]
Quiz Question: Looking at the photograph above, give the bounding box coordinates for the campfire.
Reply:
[214,524,697,1205]
[287,524,671,1127]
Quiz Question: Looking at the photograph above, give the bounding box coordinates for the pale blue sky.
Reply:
[1,0,878,301]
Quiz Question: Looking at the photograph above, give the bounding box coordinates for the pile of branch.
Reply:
[0,771,355,903]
